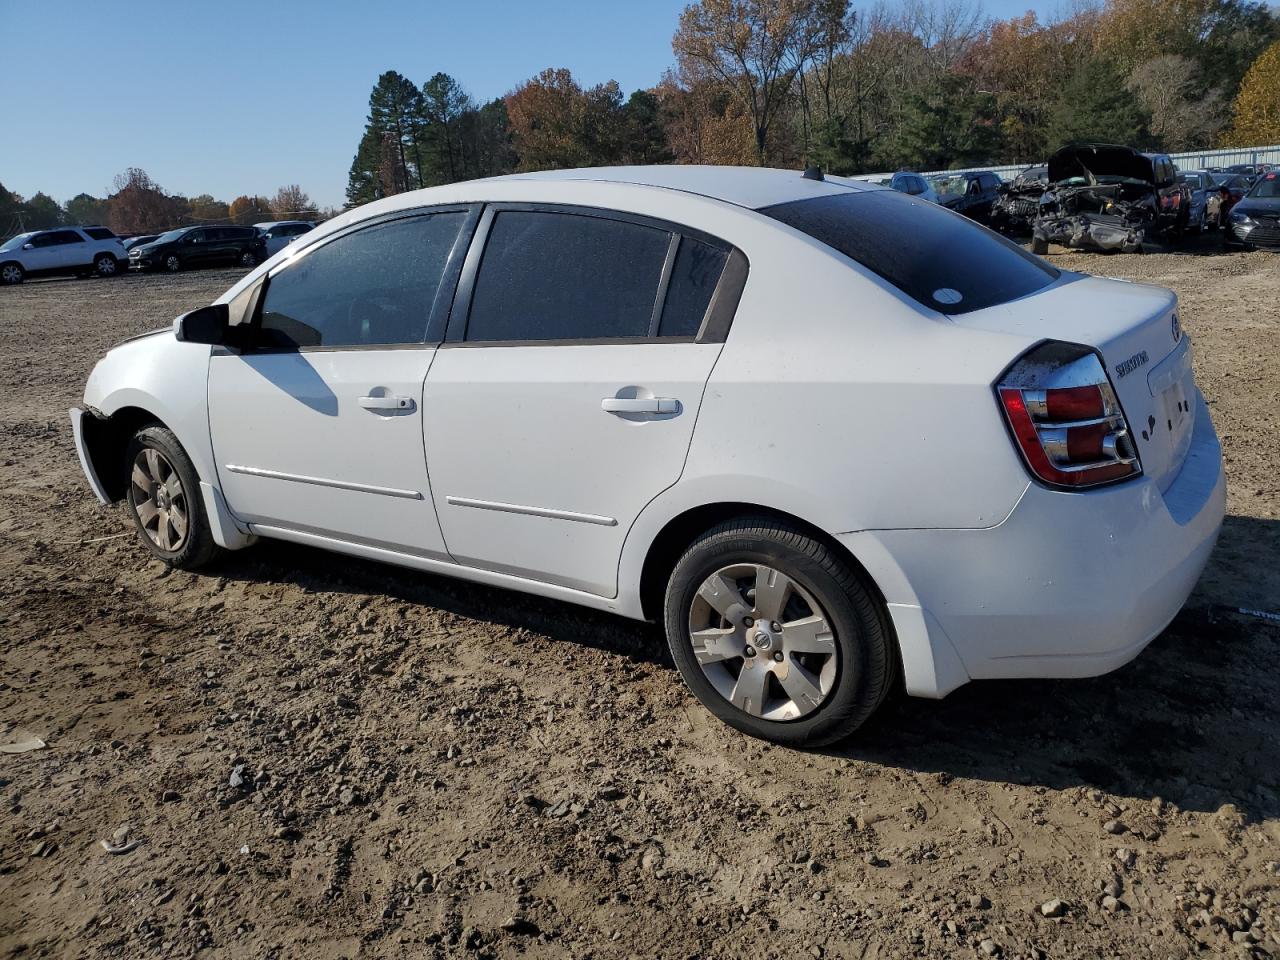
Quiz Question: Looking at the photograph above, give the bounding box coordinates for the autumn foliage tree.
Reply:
[107,168,181,235]
[1222,39,1280,145]
[271,184,318,221]
[673,0,831,164]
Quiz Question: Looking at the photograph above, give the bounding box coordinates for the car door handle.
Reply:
[601,397,680,415]
[358,394,415,412]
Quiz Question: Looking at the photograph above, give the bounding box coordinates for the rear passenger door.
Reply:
[423,205,745,597]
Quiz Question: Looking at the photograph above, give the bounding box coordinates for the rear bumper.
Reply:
[843,396,1225,697]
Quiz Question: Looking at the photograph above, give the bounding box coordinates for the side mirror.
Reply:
[22,243,34,250]
[175,304,230,345]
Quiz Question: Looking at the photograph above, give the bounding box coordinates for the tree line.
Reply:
[348,0,1280,203]
[0,169,326,239]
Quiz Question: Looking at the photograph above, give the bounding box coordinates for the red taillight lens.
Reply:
[997,343,1141,489]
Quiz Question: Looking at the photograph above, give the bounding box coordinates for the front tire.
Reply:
[93,253,119,278]
[164,254,181,273]
[0,262,24,285]
[663,517,896,747]
[124,425,222,569]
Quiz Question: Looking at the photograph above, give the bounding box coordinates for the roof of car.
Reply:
[495,165,878,211]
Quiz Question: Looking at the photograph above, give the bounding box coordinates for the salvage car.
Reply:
[990,164,1048,235]
[1176,171,1222,232]
[1224,171,1280,250]
[1033,145,1189,254]
[70,166,1225,746]
[929,170,1001,222]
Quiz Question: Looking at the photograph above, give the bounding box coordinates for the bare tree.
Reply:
[1127,55,1227,150]
[674,0,835,164]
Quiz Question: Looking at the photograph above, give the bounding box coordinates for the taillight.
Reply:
[997,341,1141,489]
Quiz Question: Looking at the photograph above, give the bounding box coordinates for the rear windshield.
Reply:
[760,190,1058,315]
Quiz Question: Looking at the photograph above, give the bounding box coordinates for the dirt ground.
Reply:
[1,237,1278,960]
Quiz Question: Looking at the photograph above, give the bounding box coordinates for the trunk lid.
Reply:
[955,273,1195,492]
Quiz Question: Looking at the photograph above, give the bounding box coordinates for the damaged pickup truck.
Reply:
[1032,144,1189,254]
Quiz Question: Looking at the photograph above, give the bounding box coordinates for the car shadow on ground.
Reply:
[212,514,1279,821]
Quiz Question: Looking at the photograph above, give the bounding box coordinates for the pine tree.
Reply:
[1046,59,1151,149]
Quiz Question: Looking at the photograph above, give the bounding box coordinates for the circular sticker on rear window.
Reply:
[933,287,963,305]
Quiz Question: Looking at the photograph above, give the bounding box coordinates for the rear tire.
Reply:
[663,516,896,747]
[238,250,258,268]
[124,425,222,569]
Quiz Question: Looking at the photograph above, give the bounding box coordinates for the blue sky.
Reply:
[4,0,1052,210]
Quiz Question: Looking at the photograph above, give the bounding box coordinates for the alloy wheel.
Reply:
[130,448,189,552]
[240,252,256,267]
[1,264,21,284]
[687,563,839,721]
[165,255,180,272]
[96,256,116,276]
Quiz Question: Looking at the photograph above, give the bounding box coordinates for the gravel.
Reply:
[2,249,1279,957]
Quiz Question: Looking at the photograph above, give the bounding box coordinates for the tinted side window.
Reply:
[230,227,255,240]
[54,230,84,244]
[466,211,670,342]
[84,227,114,240]
[659,237,728,337]
[258,213,464,350]
[30,233,58,248]
[760,190,1057,315]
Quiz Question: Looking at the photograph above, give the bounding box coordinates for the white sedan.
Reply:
[70,166,1225,746]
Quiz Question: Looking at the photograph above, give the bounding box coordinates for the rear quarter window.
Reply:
[759,190,1057,315]
[84,227,115,240]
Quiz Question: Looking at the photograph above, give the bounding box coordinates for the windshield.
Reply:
[760,190,1057,315]
[1248,175,1280,199]
[930,175,968,198]
[1177,173,1204,189]
[0,232,35,253]
[153,228,190,244]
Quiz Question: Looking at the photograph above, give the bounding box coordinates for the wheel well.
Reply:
[637,502,890,624]
[82,406,164,502]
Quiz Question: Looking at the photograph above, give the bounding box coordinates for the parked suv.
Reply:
[0,226,125,284]
[929,171,1001,222]
[129,226,265,273]
[255,221,316,258]
[71,166,1224,747]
